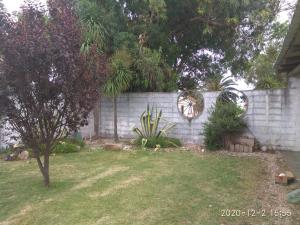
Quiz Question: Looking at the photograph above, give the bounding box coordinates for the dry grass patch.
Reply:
[0,205,33,225]
[72,166,129,191]
[90,176,144,198]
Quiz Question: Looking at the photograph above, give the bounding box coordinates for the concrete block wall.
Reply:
[244,88,297,150]
[81,77,300,151]
[0,127,5,149]
[1,78,298,151]
[90,92,219,144]
[92,91,215,144]
[290,77,300,151]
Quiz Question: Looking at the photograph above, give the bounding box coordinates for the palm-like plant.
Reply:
[103,49,133,142]
[80,18,107,54]
[205,75,236,91]
[78,0,109,138]
[205,75,239,103]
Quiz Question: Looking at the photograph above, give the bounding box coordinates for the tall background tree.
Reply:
[244,22,289,89]
[0,0,106,186]
[77,0,284,91]
[127,0,282,80]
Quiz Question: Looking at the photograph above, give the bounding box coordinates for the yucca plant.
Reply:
[133,105,175,138]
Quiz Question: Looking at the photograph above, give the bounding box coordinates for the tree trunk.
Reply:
[113,96,119,143]
[43,152,50,187]
[93,96,100,138]
[36,150,50,187]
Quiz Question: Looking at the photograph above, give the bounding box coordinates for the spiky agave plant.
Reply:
[133,105,176,138]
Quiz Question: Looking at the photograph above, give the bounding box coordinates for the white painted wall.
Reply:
[81,77,300,151]
[1,78,299,151]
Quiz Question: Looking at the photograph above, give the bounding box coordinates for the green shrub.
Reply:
[135,136,182,148]
[0,146,11,155]
[70,132,85,147]
[256,75,286,90]
[52,138,84,154]
[67,138,85,148]
[203,102,247,151]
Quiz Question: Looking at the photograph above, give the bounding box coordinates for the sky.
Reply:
[3,0,47,12]
[2,0,298,90]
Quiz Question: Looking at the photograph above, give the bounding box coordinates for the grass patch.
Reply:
[0,150,276,225]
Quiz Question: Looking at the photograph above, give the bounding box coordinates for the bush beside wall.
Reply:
[203,102,247,151]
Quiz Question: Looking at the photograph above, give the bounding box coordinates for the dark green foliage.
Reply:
[135,137,182,148]
[123,0,281,79]
[0,146,11,155]
[77,0,282,90]
[53,142,79,154]
[130,48,178,92]
[103,49,133,97]
[70,132,84,144]
[255,74,286,89]
[203,102,246,151]
[52,138,85,154]
[178,75,199,91]
[67,137,85,148]
[244,22,289,89]
[77,0,178,92]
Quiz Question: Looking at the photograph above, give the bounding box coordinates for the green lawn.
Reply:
[0,150,274,225]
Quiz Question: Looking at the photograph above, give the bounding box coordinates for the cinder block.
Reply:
[238,145,243,152]
[249,146,254,152]
[253,108,266,114]
[268,115,281,121]
[253,115,267,121]
[253,102,267,108]
[234,144,239,152]
[268,102,282,108]
[240,145,244,152]
[253,95,266,103]
[251,90,268,96]
[269,110,282,116]
[238,138,255,147]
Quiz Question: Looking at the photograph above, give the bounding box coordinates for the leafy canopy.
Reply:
[77,0,282,90]
[103,49,133,97]
[244,22,289,89]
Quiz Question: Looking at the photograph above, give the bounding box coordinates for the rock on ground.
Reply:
[288,189,300,204]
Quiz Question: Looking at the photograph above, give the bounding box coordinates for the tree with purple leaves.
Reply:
[0,0,106,187]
